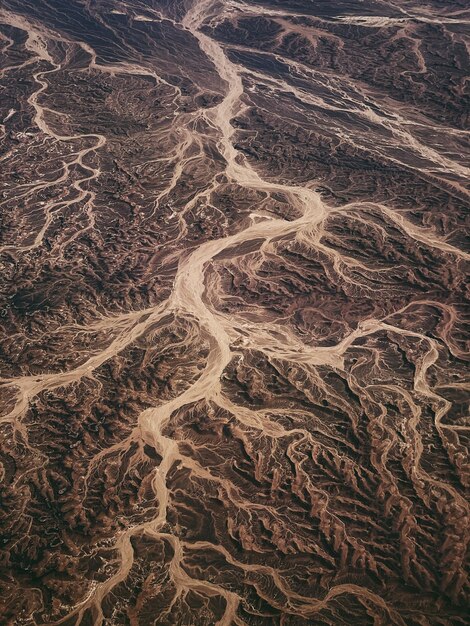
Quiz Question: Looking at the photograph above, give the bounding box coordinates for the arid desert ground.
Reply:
[0,0,469,624]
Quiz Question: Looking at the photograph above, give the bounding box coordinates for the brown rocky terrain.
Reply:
[0,0,469,624]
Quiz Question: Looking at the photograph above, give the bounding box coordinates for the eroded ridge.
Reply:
[0,0,469,624]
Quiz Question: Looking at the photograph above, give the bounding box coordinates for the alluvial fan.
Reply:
[0,0,469,624]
